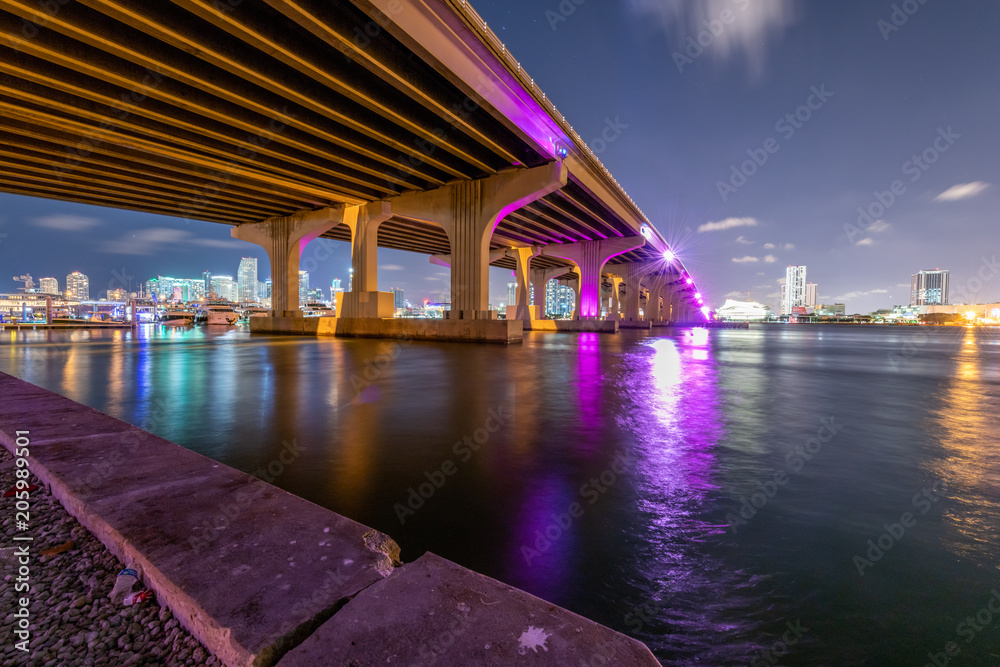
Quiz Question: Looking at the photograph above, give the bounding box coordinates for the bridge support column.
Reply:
[530,266,565,321]
[391,163,566,320]
[643,275,666,322]
[232,208,339,316]
[607,274,623,320]
[342,202,392,318]
[611,262,657,322]
[541,237,645,320]
[504,247,541,324]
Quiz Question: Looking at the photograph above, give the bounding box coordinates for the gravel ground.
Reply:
[0,447,219,666]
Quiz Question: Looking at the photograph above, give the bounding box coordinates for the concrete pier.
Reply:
[0,373,658,667]
[249,316,523,344]
[524,319,618,333]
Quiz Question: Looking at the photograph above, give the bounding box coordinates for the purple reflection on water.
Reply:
[507,477,579,600]
[573,332,604,449]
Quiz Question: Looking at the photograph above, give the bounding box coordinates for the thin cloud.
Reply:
[856,238,874,246]
[33,214,102,231]
[629,0,797,80]
[103,228,241,255]
[762,242,776,249]
[782,243,795,250]
[381,264,405,271]
[724,290,744,298]
[934,181,990,202]
[735,235,754,245]
[732,256,759,263]
[868,220,891,233]
[763,254,777,263]
[699,217,758,233]
[834,288,888,301]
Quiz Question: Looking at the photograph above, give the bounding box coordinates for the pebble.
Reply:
[0,449,219,665]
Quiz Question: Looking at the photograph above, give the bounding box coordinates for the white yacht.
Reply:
[303,302,335,317]
[239,305,270,322]
[196,302,240,326]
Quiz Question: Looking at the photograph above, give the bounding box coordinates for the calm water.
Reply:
[2,324,999,665]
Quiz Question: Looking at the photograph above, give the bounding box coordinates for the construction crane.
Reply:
[13,274,34,292]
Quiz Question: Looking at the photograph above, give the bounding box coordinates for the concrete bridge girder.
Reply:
[387,162,567,320]
[231,207,341,316]
[541,236,646,320]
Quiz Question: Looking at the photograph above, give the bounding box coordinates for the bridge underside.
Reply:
[0,0,700,329]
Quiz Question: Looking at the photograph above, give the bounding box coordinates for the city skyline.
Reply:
[0,1,997,313]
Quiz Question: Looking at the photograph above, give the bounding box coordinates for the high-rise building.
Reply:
[106,288,128,301]
[805,283,818,307]
[332,278,343,293]
[545,280,575,317]
[782,266,806,315]
[506,281,516,310]
[238,257,258,303]
[66,271,89,300]
[210,275,235,301]
[910,269,950,305]
[389,287,405,309]
[202,271,212,295]
[299,271,310,307]
[38,277,58,295]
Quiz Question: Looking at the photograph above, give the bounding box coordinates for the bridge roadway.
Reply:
[0,0,706,332]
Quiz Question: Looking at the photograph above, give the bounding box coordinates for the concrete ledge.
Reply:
[0,373,396,667]
[653,321,750,329]
[618,320,653,330]
[0,373,657,666]
[524,319,618,333]
[249,316,522,344]
[277,552,659,666]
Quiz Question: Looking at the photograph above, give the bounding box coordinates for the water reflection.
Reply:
[1,325,999,665]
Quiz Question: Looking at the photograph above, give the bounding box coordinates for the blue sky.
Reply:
[2,0,997,312]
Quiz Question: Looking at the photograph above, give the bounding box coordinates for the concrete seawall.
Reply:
[0,373,660,666]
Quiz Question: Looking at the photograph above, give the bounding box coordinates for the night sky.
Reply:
[1,0,997,312]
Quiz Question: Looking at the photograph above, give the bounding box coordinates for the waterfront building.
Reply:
[545,280,575,317]
[298,271,310,307]
[816,303,847,317]
[782,266,806,315]
[506,281,516,310]
[202,271,212,295]
[66,271,89,300]
[106,288,128,301]
[210,275,236,302]
[910,269,950,305]
[805,283,818,307]
[716,299,771,321]
[39,277,58,295]
[238,257,258,303]
[390,287,405,309]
